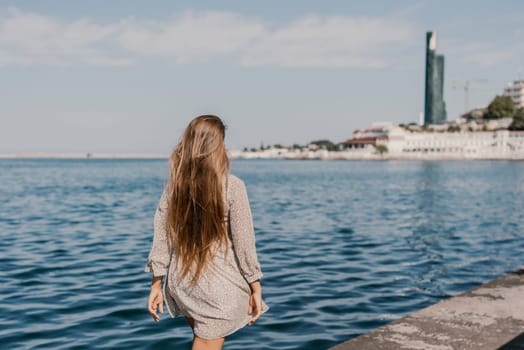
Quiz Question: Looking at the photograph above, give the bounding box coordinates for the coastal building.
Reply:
[341,122,390,150]
[337,121,524,159]
[230,116,524,159]
[340,137,380,150]
[346,122,524,159]
[424,31,447,125]
[503,80,524,108]
[393,130,524,158]
[231,125,524,160]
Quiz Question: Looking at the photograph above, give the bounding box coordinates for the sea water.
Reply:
[1,159,523,349]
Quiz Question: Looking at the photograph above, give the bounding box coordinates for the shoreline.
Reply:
[1,153,524,161]
[232,155,524,161]
[0,153,169,159]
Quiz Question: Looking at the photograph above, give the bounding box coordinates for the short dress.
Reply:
[144,173,269,339]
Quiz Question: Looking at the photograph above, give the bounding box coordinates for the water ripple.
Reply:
[0,159,523,349]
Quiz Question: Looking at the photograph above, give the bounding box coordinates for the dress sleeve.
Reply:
[144,186,172,277]
[229,178,263,284]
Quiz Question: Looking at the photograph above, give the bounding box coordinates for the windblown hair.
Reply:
[166,115,230,284]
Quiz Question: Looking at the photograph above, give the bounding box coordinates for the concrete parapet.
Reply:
[330,270,524,350]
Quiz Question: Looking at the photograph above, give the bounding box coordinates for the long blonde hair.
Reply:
[167,115,230,284]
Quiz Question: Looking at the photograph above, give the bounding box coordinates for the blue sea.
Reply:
[1,159,523,349]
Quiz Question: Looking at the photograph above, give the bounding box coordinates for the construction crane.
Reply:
[450,78,488,114]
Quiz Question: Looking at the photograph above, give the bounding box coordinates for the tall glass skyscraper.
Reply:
[424,32,447,125]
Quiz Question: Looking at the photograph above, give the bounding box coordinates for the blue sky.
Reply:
[1,0,523,153]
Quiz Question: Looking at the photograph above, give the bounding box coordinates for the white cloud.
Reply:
[240,16,414,68]
[463,51,512,67]
[118,11,267,63]
[0,8,415,68]
[447,41,513,67]
[0,8,130,66]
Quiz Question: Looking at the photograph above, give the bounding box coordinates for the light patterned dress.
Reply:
[144,174,269,339]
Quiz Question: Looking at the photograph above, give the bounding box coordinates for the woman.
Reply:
[144,115,269,350]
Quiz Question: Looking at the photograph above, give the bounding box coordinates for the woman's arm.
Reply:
[148,275,164,321]
[151,275,163,288]
[228,178,263,284]
[144,186,171,277]
[248,279,263,324]
[229,177,265,324]
[145,187,170,322]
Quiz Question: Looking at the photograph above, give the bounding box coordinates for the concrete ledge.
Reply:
[330,270,524,350]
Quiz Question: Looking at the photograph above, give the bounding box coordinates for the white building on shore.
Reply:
[230,121,524,161]
[388,129,524,159]
[504,80,524,108]
[342,122,524,160]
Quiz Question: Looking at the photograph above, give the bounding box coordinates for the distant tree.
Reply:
[447,125,460,132]
[462,112,475,120]
[462,107,488,120]
[242,147,248,152]
[486,95,515,119]
[509,108,524,130]
[250,148,258,152]
[292,143,303,149]
[273,144,285,149]
[375,144,388,154]
[309,139,339,151]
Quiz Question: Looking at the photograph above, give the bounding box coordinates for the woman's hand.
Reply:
[148,284,164,322]
[248,290,262,325]
[247,280,263,325]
